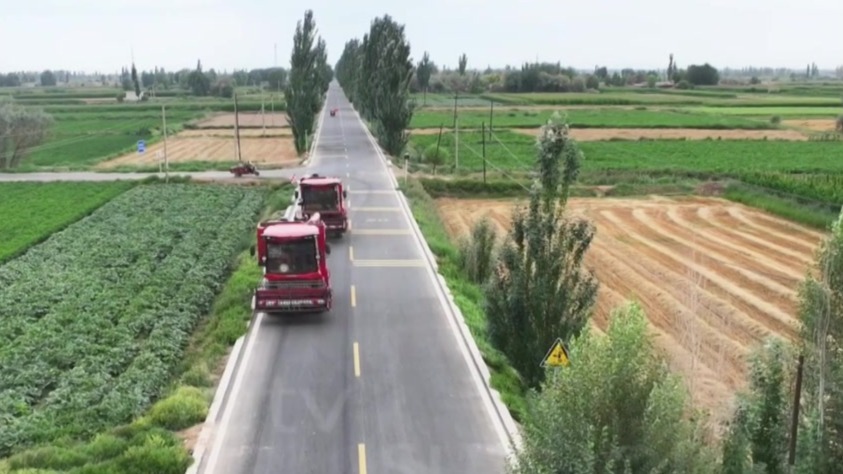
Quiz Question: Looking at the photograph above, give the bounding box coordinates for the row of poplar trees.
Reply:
[285,10,333,155]
[334,15,415,156]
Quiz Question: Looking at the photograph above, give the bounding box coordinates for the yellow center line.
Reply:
[358,443,367,474]
[351,285,356,307]
[353,342,361,377]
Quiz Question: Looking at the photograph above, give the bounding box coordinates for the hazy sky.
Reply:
[1,0,840,73]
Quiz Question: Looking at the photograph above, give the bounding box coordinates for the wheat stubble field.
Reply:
[436,196,824,423]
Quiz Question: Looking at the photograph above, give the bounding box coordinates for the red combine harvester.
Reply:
[291,174,349,238]
[250,207,332,314]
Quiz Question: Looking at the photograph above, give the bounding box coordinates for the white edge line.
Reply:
[191,98,331,474]
[350,104,523,464]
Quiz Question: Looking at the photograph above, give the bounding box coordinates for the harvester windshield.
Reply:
[301,185,339,212]
[265,236,318,274]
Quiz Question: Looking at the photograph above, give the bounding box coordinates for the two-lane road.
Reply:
[199,82,510,473]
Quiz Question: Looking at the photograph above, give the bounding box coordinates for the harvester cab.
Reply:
[249,211,333,314]
[291,173,349,238]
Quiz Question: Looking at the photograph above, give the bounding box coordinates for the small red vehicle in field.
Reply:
[230,161,260,177]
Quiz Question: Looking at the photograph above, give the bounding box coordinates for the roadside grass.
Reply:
[0,182,292,474]
[410,108,771,130]
[399,178,528,422]
[722,181,840,230]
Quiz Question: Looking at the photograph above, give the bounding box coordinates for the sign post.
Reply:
[541,337,571,385]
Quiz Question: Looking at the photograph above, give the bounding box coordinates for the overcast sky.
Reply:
[1,0,840,73]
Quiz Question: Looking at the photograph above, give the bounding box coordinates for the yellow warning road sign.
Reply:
[541,338,570,368]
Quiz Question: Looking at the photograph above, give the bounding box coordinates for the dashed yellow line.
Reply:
[353,342,361,377]
[351,285,356,307]
[358,443,367,474]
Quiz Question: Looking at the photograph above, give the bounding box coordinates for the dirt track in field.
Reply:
[409,127,808,140]
[195,113,289,128]
[95,134,299,169]
[435,196,824,424]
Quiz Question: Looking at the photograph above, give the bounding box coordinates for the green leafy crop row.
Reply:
[0,182,136,264]
[0,183,266,457]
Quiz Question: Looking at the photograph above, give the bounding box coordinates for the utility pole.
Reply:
[452,91,458,129]
[161,104,169,183]
[234,93,242,162]
[489,100,494,140]
[482,121,486,184]
[455,118,459,170]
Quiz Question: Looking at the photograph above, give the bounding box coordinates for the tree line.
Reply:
[334,15,415,156]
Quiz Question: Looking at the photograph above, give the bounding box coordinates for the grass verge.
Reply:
[0,182,292,474]
[722,181,839,230]
[399,177,527,422]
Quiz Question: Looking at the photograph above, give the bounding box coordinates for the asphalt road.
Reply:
[200,83,509,473]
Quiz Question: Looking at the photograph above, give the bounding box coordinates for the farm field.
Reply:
[446,127,809,141]
[0,181,136,263]
[409,108,774,130]
[3,91,284,171]
[408,130,843,175]
[435,196,825,423]
[95,112,298,169]
[0,183,266,456]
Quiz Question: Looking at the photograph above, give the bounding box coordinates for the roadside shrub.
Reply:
[147,386,208,431]
[836,114,843,132]
[512,302,718,473]
[677,79,693,90]
[457,217,498,284]
[422,143,450,175]
[113,434,192,474]
[770,115,781,125]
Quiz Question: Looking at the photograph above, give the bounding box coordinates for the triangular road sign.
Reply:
[541,338,570,368]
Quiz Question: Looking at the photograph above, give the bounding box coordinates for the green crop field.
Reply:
[410,108,772,129]
[0,183,266,456]
[408,130,843,175]
[0,182,136,263]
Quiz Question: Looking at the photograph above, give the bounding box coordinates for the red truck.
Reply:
[250,211,332,313]
[292,174,349,238]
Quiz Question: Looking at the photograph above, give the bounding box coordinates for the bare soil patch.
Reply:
[179,128,292,138]
[435,196,823,425]
[195,113,289,128]
[782,119,838,133]
[95,134,299,169]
